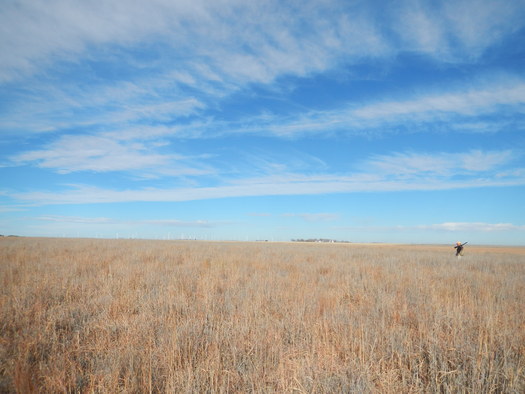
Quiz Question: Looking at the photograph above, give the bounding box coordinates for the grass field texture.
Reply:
[1,238,524,392]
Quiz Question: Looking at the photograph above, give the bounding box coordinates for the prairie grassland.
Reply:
[1,238,524,393]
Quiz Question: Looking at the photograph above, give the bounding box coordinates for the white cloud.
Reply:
[443,0,525,56]
[352,83,525,120]
[0,0,169,82]
[2,0,524,84]
[11,134,174,173]
[336,222,525,234]
[8,77,522,141]
[282,213,340,222]
[109,99,206,124]
[0,0,374,84]
[36,215,218,228]
[418,222,525,232]
[0,75,206,136]
[8,148,524,205]
[37,215,112,224]
[366,150,514,176]
[214,80,525,138]
[394,2,446,56]
[2,0,525,146]
[3,176,515,205]
[8,132,216,177]
[391,0,525,60]
[0,205,27,213]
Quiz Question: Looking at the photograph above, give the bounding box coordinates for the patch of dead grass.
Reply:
[1,238,524,392]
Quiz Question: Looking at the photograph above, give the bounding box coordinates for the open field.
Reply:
[1,238,524,392]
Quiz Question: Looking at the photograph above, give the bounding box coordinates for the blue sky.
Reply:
[1,0,525,245]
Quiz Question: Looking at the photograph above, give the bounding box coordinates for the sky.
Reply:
[1,0,525,245]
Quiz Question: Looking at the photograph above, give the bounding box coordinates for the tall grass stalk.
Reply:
[1,238,524,392]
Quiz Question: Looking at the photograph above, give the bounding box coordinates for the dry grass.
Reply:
[1,237,524,393]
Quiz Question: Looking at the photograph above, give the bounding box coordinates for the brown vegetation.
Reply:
[1,237,524,392]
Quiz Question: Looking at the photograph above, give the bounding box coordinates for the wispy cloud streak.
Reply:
[282,213,340,222]
[2,0,524,83]
[2,0,525,147]
[337,222,525,233]
[9,133,214,176]
[418,222,525,232]
[7,150,523,205]
[242,82,525,137]
[36,215,218,228]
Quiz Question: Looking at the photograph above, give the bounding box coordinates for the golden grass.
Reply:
[1,237,524,392]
